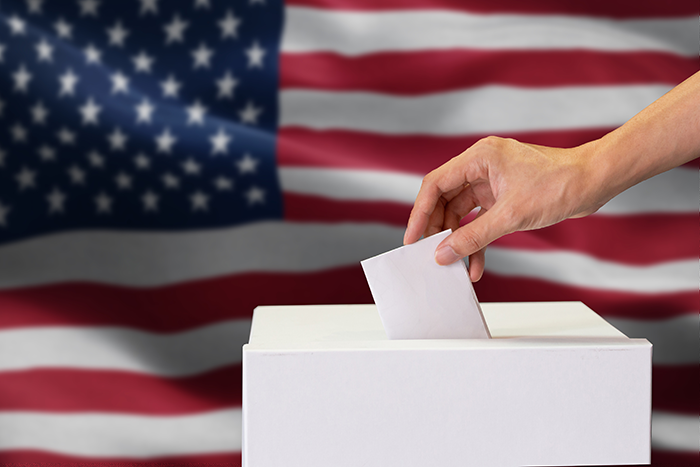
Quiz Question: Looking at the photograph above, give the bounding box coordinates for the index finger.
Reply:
[403,154,481,245]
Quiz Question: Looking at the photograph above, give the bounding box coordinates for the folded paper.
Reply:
[361,229,490,339]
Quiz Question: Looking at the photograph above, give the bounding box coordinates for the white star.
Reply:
[194,0,211,9]
[13,65,32,93]
[59,69,79,96]
[210,128,232,155]
[246,41,266,68]
[182,158,201,175]
[115,172,132,190]
[142,190,159,212]
[16,167,36,190]
[31,101,49,125]
[214,176,233,191]
[160,74,181,98]
[108,127,128,151]
[111,71,130,94]
[134,153,150,170]
[84,44,102,64]
[57,127,76,145]
[95,192,112,214]
[67,165,86,184]
[36,39,54,62]
[0,201,10,227]
[186,100,207,125]
[0,44,5,63]
[87,150,105,168]
[136,99,155,124]
[162,172,180,189]
[79,98,101,125]
[27,0,44,14]
[54,18,73,39]
[239,101,263,125]
[216,71,238,99]
[106,21,129,47]
[236,153,259,174]
[79,0,100,16]
[245,186,266,205]
[164,15,188,44]
[218,10,241,39]
[190,191,209,211]
[7,15,27,35]
[155,128,176,154]
[47,187,67,213]
[11,123,28,143]
[140,0,158,15]
[191,43,214,69]
[132,50,155,73]
[38,145,56,161]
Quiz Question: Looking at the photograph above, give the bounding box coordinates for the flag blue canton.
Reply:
[0,0,284,245]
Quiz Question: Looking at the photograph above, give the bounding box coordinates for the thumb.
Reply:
[434,206,512,265]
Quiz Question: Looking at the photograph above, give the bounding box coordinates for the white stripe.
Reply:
[1,314,693,373]
[0,320,250,376]
[485,247,695,294]
[0,222,402,288]
[0,223,693,294]
[607,314,699,365]
[0,409,693,456]
[597,168,699,215]
[280,85,671,135]
[279,167,698,215]
[283,8,697,56]
[651,411,699,452]
[0,409,241,457]
[280,167,421,203]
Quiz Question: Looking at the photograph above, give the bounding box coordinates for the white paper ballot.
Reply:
[361,230,490,340]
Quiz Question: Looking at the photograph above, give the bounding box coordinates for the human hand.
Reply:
[403,136,607,282]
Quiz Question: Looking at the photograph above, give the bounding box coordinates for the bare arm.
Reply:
[404,71,700,281]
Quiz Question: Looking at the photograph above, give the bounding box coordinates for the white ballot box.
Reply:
[242,302,651,467]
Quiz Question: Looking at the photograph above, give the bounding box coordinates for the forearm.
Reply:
[583,71,700,204]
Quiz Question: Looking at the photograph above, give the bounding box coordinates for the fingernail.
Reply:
[435,245,458,265]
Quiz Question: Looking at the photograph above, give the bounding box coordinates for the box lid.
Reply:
[246,302,648,351]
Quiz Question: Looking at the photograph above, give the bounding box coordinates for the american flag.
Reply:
[0,0,696,465]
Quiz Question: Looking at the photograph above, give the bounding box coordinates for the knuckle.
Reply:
[498,205,520,231]
[474,135,502,150]
[456,228,483,255]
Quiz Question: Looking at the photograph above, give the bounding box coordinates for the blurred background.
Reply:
[0,0,696,465]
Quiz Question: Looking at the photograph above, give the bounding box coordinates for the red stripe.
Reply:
[0,450,241,466]
[491,215,696,265]
[282,51,696,94]
[278,128,618,174]
[680,158,699,169]
[285,193,412,226]
[0,365,241,415]
[474,272,695,320]
[653,365,699,414]
[651,450,700,467]
[285,194,695,265]
[0,268,374,331]
[0,450,696,467]
[286,0,697,17]
[0,364,692,415]
[0,266,693,332]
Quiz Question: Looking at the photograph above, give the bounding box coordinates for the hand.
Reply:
[403,136,606,282]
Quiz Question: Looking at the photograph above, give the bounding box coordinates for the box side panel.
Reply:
[244,345,651,467]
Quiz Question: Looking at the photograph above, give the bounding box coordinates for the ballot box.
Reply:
[242,302,651,467]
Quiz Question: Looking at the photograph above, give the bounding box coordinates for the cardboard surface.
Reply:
[243,302,651,467]
[361,230,489,339]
